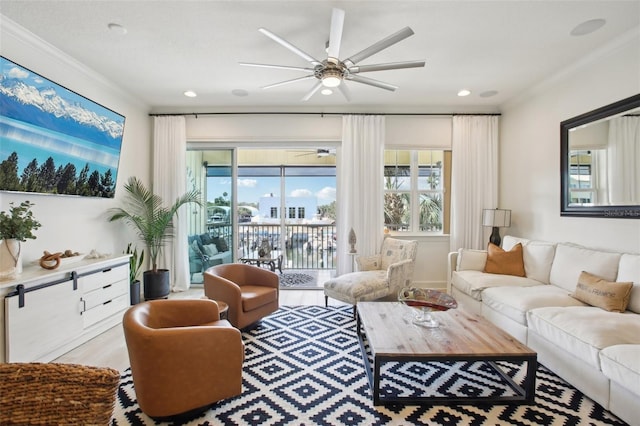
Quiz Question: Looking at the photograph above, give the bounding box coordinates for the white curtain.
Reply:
[153,116,190,292]
[336,115,385,275]
[450,115,499,251]
[607,116,640,204]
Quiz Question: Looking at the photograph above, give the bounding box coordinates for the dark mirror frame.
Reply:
[561,93,640,218]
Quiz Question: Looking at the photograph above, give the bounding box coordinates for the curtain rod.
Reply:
[148,111,501,117]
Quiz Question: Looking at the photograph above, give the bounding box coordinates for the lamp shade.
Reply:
[482,209,511,228]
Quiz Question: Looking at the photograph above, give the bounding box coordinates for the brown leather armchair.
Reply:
[122,299,244,419]
[204,263,279,329]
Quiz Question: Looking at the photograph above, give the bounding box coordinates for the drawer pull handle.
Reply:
[102,268,112,273]
[103,300,112,305]
[103,284,112,289]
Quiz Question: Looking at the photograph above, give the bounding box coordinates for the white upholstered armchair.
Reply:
[324,237,418,311]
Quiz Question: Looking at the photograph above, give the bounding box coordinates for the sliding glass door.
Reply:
[186,147,336,284]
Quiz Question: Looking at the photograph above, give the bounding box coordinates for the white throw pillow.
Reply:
[456,249,487,271]
[617,253,640,313]
[522,241,556,284]
[502,235,529,251]
[203,244,219,257]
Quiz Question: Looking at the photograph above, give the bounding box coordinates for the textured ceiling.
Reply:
[1,1,639,113]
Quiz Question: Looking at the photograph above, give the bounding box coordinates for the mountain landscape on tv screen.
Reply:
[0,57,125,198]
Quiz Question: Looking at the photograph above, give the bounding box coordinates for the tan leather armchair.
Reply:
[204,263,279,329]
[122,299,244,419]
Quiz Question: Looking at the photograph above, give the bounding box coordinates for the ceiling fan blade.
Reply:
[239,62,315,72]
[262,75,315,90]
[301,80,323,102]
[345,74,398,91]
[258,28,322,66]
[349,60,425,74]
[327,8,345,61]
[343,27,415,67]
[338,82,351,102]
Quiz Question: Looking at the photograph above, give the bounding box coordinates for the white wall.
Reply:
[500,29,640,253]
[1,20,152,265]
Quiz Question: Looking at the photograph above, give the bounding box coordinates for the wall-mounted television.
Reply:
[0,56,126,198]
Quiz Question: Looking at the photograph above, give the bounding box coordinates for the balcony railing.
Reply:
[204,222,336,270]
[238,223,336,270]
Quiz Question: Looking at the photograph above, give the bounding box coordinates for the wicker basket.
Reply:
[0,362,121,426]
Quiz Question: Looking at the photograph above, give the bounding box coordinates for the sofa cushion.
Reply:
[451,270,542,301]
[549,243,621,293]
[527,306,640,368]
[502,235,556,284]
[203,243,219,257]
[572,271,633,312]
[456,248,487,271]
[482,285,585,325]
[323,270,389,305]
[241,285,278,312]
[617,253,640,314]
[484,243,525,277]
[600,344,640,395]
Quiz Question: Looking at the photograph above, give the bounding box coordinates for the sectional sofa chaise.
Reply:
[447,235,639,425]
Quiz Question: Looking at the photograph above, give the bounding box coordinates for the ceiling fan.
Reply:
[293,148,336,157]
[240,8,425,101]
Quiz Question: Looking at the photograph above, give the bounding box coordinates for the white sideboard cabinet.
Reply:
[0,255,130,363]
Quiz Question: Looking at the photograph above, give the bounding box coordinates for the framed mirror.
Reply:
[561,94,640,218]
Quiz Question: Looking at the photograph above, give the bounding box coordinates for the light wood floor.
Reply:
[54,277,347,372]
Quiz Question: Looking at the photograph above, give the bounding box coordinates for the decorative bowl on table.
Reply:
[398,287,458,328]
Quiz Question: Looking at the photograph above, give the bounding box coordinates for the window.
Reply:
[384,150,450,233]
[569,150,595,205]
[270,207,278,218]
[288,207,296,219]
[298,207,305,218]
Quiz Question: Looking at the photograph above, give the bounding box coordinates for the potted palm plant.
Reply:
[108,177,201,300]
[0,201,41,276]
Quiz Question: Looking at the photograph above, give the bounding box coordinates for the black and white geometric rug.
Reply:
[111,305,628,425]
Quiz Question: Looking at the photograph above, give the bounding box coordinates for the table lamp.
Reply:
[482,208,511,246]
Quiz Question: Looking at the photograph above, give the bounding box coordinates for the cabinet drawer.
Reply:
[82,293,129,328]
[82,279,128,311]
[80,264,129,293]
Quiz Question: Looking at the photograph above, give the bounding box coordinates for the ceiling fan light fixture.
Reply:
[321,68,342,87]
[321,88,333,95]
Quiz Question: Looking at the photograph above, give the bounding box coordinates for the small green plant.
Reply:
[125,243,144,283]
[0,201,42,241]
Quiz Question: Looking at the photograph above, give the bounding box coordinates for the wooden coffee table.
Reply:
[356,301,537,406]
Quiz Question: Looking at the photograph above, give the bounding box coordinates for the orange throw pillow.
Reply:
[484,243,525,277]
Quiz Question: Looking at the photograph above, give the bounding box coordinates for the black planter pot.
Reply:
[130,280,141,305]
[143,269,171,300]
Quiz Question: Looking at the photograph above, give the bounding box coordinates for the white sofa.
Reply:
[447,236,640,425]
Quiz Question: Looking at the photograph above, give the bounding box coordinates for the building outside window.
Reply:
[270,207,278,218]
[298,207,305,219]
[384,149,450,233]
[288,207,296,219]
[569,150,595,205]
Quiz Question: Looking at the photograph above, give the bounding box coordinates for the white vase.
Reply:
[0,239,23,277]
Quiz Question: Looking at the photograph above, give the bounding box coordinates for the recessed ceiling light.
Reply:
[570,19,606,36]
[231,89,249,97]
[479,90,499,98]
[457,89,471,97]
[183,90,197,98]
[107,23,127,35]
[321,88,333,95]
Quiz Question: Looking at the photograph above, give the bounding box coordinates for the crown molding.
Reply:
[502,25,640,111]
[1,15,148,110]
